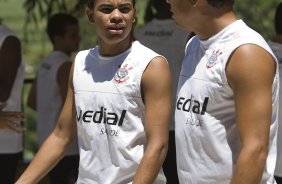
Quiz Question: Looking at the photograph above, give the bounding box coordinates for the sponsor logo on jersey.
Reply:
[206,49,222,69]
[41,63,51,70]
[113,64,133,84]
[77,107,126,126]
[176,95,209,115]
[176,95,209,128]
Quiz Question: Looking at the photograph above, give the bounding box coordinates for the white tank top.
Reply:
[175,20,278,184]
[36,51,78,155]
[135,19,189,130]
[0,23,25,153]
[268,40,282,177]
[73,41,166,184]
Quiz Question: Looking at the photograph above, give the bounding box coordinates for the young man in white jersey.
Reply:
[166,0,279,183]
[135,0,190,183]
[0,20,25,184]
[268,3,282,184]
[16,0,172,183]
[27,13,80,184]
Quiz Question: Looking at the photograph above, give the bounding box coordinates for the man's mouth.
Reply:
[108,26,125,34]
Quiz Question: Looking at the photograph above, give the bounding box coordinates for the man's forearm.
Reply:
[133,144,167,184]
[231,146,268,184]
[16,132,70,184]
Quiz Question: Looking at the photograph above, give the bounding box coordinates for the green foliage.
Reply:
[234,0,281,39]
[23,0,84,23]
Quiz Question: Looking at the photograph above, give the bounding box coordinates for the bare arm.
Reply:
[57,61,72,103]
[16,63,77,184]
[27,78,37,110]
[27,61,72,111]
[0,36,21,102]
[133,56,172,184]
[227,44,276,184]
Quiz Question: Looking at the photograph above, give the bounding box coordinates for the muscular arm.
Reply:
[57,61,72,103]
[0,36,21,102]
[16,64,77,184]
[133,56,172,184]
[226,44,276,184]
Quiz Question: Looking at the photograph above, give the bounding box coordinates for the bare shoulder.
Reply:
[226,44,276,89]
[2,36,21,49]
[58,61,72,74]
[0,35,21,65]
[141,56,171,99]
[146,56,169,74]
[143,56,170,81]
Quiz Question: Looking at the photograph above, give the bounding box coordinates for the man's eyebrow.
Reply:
[119,3,132,6]
[97,2,132,7]
[97,4,113,7]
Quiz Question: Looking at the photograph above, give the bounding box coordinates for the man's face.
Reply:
[166,0,194,31]
[61,24,80,53]
[87,0,136,45]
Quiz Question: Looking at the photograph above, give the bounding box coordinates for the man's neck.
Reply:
[196,11,237,40]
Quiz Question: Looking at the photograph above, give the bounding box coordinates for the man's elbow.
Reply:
[153,140,169,162]
[243,141,269,163]
[161,141,169,155]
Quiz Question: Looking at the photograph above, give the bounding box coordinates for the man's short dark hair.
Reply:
[207,0,234,8]
[86,0,136,8]
[275,2,282,34]
[47,13,78,43]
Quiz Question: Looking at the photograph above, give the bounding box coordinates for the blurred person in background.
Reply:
[27,13,80,184]
[0,102,25,132]
[0,19,25,184]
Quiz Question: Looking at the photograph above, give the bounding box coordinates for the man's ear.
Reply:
[132,7,136,23]
[190,0,199,7]
[86,8,95,23]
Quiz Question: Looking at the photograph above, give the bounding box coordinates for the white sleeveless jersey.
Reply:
[0,24,25,153]
[268,40,282,177]
[36,51,78,155]
[135,19,189,130]
[175,20,279,184]
[73,41,166,184]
